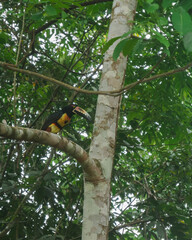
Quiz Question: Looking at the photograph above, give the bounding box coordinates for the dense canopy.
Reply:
[1,0,192,239]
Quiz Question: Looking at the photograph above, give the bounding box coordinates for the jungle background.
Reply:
[1,0,192,239]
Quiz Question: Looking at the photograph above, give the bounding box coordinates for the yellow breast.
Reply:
[48,124,61,133]
[57,113,71,128]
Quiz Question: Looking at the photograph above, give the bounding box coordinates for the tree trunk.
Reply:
[82,0,137,239]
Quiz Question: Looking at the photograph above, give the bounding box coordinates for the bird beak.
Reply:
[73,106,92,122]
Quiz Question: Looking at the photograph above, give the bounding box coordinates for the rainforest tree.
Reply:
[1,0,192,239]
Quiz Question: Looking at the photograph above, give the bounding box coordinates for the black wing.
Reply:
[41,110,63,130]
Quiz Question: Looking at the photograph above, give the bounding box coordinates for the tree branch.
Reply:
[110,218,151,232]
[0,123,102,181]
[31,0,112,36]
[1,61,192,96]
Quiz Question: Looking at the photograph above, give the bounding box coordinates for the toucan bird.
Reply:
[41,104,91,134]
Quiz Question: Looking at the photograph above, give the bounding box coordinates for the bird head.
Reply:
[63,104,92,122]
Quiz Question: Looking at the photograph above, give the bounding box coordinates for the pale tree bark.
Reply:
[0,1,138,238]
[82,0,137,239]
[0,123,101,180]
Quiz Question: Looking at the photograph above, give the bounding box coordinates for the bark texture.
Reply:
[0,123,101,180]
[82,0,137,239]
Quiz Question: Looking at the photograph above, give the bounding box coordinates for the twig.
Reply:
[13,6,26,126]
[69,62,103,103]
[28,86,59,128]
[30,0,113,36]
[0,152,53,238]
[0,145,14,186]
[28,29,99,128]
[142,53,167,79]
[34,50,86,75]
[1,61,192,96]
[110,218,150,232]
[19,30,36,64]
[117,61,192,96]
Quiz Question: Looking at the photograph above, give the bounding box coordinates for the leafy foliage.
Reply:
[1,0,192,239]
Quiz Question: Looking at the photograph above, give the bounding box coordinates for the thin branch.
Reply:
[69,30,102,71]
[117,61,192,95]
[28,87,59,128]
[141,53,167,79]
[0,149,53,238]
[69,62,103,103]
[1,61,192,96]
[0,145,14,186]
[110,218,150,232]
[13,6,26,126]
[29,29,93,128]
[34,50,85,75]
[30,0,112,36]
[19,30,36,64]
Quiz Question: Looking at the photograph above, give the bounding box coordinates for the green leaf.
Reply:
[145,3,159,13]
[100,30,134,55]
[102,36,120,54]
[0,32,9,44]
[113,38,129,61]
[131,36,145,57]
[45,5,58,16]
[30,12,43,20]
[183,32,192,52]
[73,60,84,70]
[158,17,168,26]
[122,38,139,56]
[153,31,170,48]
[162,0,174,8]
[172,7,192,35]
[62,11,68,19]
[146,0,153,3]
[180,0,192,11]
